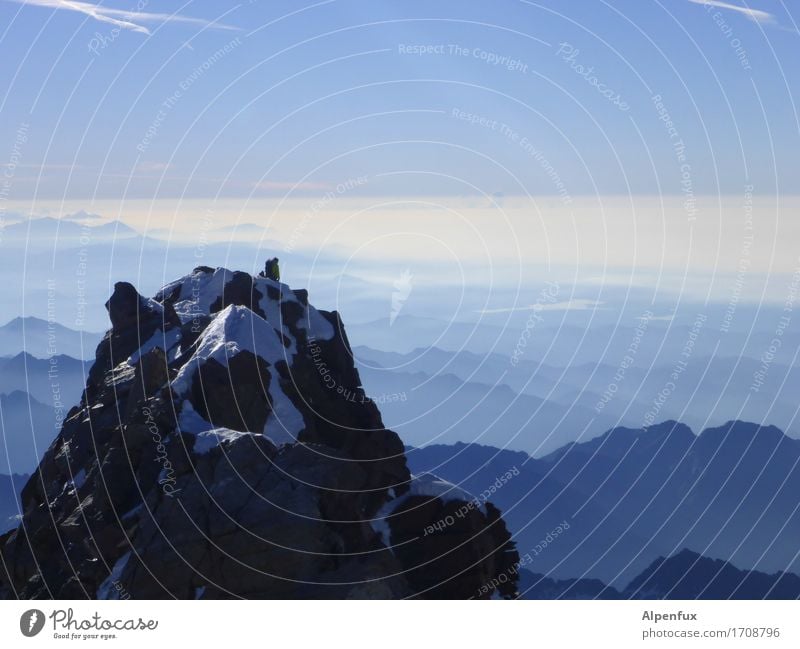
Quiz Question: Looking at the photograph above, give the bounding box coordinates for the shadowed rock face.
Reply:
[190,352,273,433]
[0,265,518,599]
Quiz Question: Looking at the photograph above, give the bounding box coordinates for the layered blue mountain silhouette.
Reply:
[2,315,799,597]
[0,318,101,360]
[407,420,800,592]
[0,217,138,242]
[0,352,90,477]
[354,345,800,450]
[0,392,59,476]
[518,550,800,599]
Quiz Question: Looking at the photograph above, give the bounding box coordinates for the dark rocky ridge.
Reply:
[0,266,518,599]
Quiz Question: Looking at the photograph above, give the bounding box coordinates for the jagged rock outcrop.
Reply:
[0,265,518,599]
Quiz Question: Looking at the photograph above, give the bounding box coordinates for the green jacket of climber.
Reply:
[262,257,280,281]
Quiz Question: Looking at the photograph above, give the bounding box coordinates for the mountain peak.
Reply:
[624,548,800,599]
[542,420,695,463]
[700,420,788,441]
[0,264,518,599]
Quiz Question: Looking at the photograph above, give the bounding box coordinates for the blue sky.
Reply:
[0,0,797,201]
[1,2,799,441]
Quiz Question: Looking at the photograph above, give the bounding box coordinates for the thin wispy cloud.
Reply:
[251,180,340,192]
[5,0,239,35]
[687,0,775,25]
[135,161,171,173]
[478,299,604,315]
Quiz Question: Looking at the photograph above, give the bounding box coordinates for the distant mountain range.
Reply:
[355,344,800,448]
[0,352,87,404]
[0,391,59,475]
[348,313,800,363]
[0,345,796,595]
[0,333,798,586]
[359,363,618,455]
[519,549,800,599]
[1,217,138,242]
[408,420,800,587]
[0,350,89,476]
[0,317,101,360]
[0,218,306,330]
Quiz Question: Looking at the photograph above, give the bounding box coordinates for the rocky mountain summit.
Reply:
[0,265,518,599]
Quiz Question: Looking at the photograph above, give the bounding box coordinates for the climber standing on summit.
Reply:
[261,257,280,281]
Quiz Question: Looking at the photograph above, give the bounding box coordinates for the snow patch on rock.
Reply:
[96,551,131,599]
[370,473,478,552]
[127,327,181,365]
[178,400,212,434]
[407,473,475,505]
[254,276,334,341]
[157,269,333,448]
[170,304,291,395]
[178,401,250,453]
[262,369,304,446]
[72,468,86,490]
[159,267,233,324]
[193,429,250,455]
